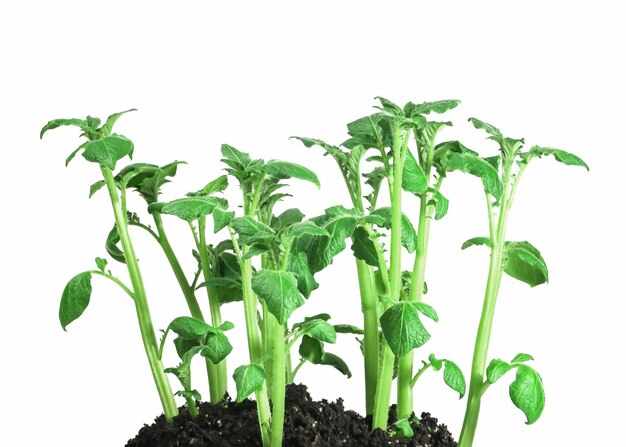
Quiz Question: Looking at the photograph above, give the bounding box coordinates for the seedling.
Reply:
[457,118,588,446]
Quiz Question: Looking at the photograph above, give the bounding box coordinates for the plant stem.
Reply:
[197,216,227,402]
[229,226,271,447]
[409,362,432,388]
[458,164,516,447]
[89,270,135,300]
[372,125,406,430]
[289,358,306,382]
[100,166,178,422]
[185,396,199,419]
[397,191,432,419]
[270,313,286,447]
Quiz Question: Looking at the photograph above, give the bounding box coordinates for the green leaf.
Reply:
[221,144,252,167]
[89,180,105,198]
[461,237,492,250]
[231,217,275,246]
[375,96,404,115]
[285,221,329,239]
[402,150,428,195]
[319,352,352,378]
[290,136,345,159]
[265,160,320,188]
[412,302,439,322]
[287,251,319,298]
[512,353,534,364]
[65,143,87,166]
[188,175,229,197]
[404,99,461,116]
[233,364,265,403]
[169,316,216,339]
[351,227,378,267]
[302,320,336,343]
[486,359,513,384]
[120,161,186,204]
[273,208,305,230]
[219,321,235,331]
[99,109,137,136]
[81,135,134,170]
[59,272,92,331]
[346,113,385,148]
[333,324,364,335]
[148,197,224,222]
[429,189,449,220]
[468,117,502,138]
[443,360,466,398]
[392,419,414,438]
[504,241,549,287]
[40,118,86,139]
[251,270,304,324]
[299,335,324,363]
[95,257,107,272]
[202,332,233,364]
[174,336,201,359]
[370,207,418,253]
[105,226,125,263]
[213,207,235,233]
[380,302,431,357]
[509,365,545,424]
[526,146,589,170]
[429,353,443,371]
[443,152,503,198]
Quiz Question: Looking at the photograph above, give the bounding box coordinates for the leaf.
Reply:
[81,135,134,170]
[402,150,428,196]
[443,152,503,198]
[429,189,449,220]
[443,360,466,398]
[288,251,319,298]
[122,161,186,204]
[168,316,216,339]
[404,99,461,116]
[333,324,364,335]
[40,118,86,139]
[468,117,502,138]
[302,320,337,344]
[174,336,201,359]
[65,143,87,166]
[512,353,534,364]
[509,365,545,424]
[346,113,385,148]
[526,146,589,170]
[231,217,275,246]
[219,321,235,331]
[233,364,265,403]
[504,241,549,287]
[105,226,125,263]
[148,197,224,222]
[251,270,304,324]
[89,180,105,198]
[319,352,352,378]
[299,335,324,363]
[375,96,404,115]
[351,227,378,267]
[290,136,345,160]
[370,207,418,253]
[221,144,252,167]
[392,419,414,438]
[99,109,137,136]
[59,272,92,330]
[412,302,439,322]
[285,221,329,239]
[380,302,431,357]
[95,257,107,272]
[202,332,233,364]
[188,175,229,197]
[429,353,443,371]
[213,207,235,233]
[461,237,492,250]
[486,359,513,384]
[265,160,320,188]
[273,208,305,230]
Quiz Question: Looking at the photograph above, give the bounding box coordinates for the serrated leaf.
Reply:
[511,353,535,364]
[412,302,439,322]
[351,226,378,267]
[81,135,134,170]
[402,150,428,195]
[370,207,417,253]
[265,160,320,188]
[486,359,512,384]
[461,237,492,250]
[233,364,265,403]
[509,365,545,424]
[526,146,589,170]
[105,226,125,263]
[251,270,304,324]
[148,197,224,222]
[202,332,233,364]
[169,316,216,339]
[380,302,431,357]
[504,241,549,287]
[59,272,92,330]
[99,109,137,136]
[40,118,86,139]
[443,360,466,398]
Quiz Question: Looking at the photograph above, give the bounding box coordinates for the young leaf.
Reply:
[461,237,492,250]
[265,160,320,188]
[402,150,428,196]
[429,189,449,220]
[429,353,444,371]
[443,152,503,198]
[404,99,461,116]
[285,221,329,239]
[468,117,502,138]
[526,146,589,170]
[202,332,233,364]
[509,365,545,424]
[351,227,378,267]
[511,353,534,364]
[89,180,105,198]
[504,241,549,287]
[233,364,265,403]
[251,270,304,325]
[212,207,235,233]
[173,336,201,359]
[148,197,224,222]
[95,257,107,272]
[299,335,324,363]
[273,208,305,229]
[65,143,87,166]
[288,251,319,298]
[187,175,229,197]
[59,272,93,331]
[486,359,513,384]
[231,217,275,246]
[412,302,439,322]
[81,135,134,170]
[333,324,364,335]
[302,320,337,344]
[392,419,414,438]
[40,118,86,139]
[319,352,352,378]
[370,207,418,253]
[221,144,252,167]
[169,316,216,339]
[99,109,137,136]
[380,302,431,357]
[443,360,466,398]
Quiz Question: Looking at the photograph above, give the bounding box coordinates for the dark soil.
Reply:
[127,384,457,447]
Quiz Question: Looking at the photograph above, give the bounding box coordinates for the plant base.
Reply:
[126,384,457,447]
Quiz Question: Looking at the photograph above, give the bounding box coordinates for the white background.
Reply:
[1,1,624,446]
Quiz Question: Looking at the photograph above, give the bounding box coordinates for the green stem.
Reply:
[409,362,432,388]
[372,125,406,430]
[89,270,135,300]
[458,164,518,447]
[197,216,227,402]
[229,226,271,447]
[100,166,178,422]
[270,314,286,447]
[185,396,199,419]
[289,358,306,382]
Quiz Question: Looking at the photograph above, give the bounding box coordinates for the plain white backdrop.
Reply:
[1,1,624,446]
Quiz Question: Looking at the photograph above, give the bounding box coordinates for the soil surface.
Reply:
[127,384,457,447]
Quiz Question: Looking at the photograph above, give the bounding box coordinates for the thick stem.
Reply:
[186,396,199,419]
[270,315,286,447]
[197,216,227,402]
[101,166,178,422]
[356,259,379,416]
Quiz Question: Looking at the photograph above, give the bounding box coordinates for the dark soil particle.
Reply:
[127,384,457,447]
